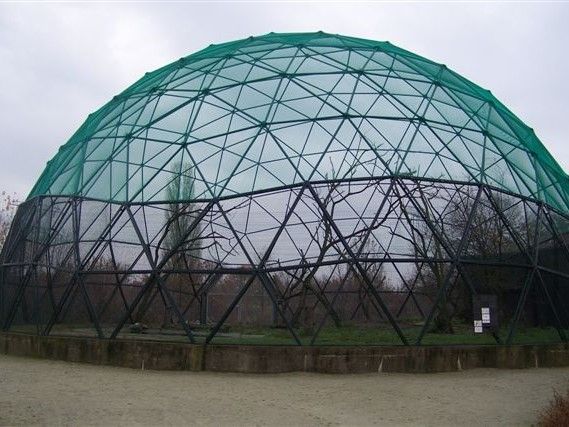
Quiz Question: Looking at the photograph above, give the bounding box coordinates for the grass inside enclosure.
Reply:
[11,323,566,346]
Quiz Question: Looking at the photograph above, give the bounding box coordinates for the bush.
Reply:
[539,390,569,426]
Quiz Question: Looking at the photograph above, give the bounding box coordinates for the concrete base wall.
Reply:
[1,332,568,374]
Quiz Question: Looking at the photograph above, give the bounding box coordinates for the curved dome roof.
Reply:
[29,32,569,213]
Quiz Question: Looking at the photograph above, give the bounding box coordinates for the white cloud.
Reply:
[0,2,568,197]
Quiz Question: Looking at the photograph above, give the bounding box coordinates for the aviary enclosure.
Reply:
[1,32,569,346]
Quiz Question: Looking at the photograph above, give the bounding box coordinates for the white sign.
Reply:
[481,307,491,324]
[474,320,483,333]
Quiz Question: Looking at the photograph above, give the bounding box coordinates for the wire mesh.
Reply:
[1,33,569,346]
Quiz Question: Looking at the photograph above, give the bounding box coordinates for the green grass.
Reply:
[208,323,567,346]
[8,322,567,346]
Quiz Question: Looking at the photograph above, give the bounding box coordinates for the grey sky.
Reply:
[0,2,568,200]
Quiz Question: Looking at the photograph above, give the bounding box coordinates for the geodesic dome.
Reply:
[1,32,568,346]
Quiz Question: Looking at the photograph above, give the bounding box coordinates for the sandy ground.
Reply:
[0,354,568,426]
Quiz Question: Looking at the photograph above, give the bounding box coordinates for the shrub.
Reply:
[538,389,569,426]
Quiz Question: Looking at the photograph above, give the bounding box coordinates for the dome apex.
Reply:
[29,32,569,213]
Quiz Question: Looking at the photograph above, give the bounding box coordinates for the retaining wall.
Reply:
[1,332,568,373]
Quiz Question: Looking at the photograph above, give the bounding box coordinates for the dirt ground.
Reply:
[0,354,567,426]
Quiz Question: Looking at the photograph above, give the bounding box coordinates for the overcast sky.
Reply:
[0,1,568,201]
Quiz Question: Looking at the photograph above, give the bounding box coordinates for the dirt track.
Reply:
[0,354,567,426]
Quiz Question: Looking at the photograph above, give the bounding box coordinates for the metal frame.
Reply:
[2,33,569,346]
[1,177,568,346]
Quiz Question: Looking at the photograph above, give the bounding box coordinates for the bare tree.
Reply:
[134,163,203,327]
[163,162,202,267]
[281,142,388,332]
[0,191,18,254]
[402,183,522,333]
[347,238,389,323]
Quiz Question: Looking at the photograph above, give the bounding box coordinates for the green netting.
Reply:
[28,32,569,213]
